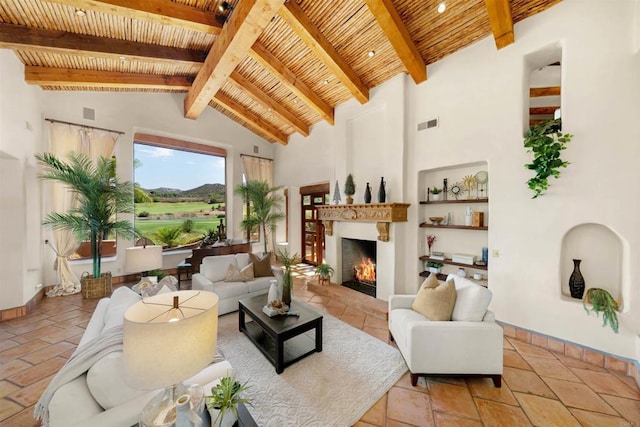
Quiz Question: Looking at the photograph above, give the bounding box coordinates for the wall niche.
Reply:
[560,223,623,306]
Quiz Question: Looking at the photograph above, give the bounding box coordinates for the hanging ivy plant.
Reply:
[583,288,620,333]
[523,118,573,198]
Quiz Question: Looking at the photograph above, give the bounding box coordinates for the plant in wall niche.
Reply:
[344,174,356,204]
[524,118,573,198]
[583,288,620,333]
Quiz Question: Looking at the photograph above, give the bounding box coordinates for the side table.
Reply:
[177,261,192,288]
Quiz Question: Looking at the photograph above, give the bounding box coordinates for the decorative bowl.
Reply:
[429,216,444,225]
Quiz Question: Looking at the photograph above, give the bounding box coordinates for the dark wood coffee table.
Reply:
[239,295,323,374]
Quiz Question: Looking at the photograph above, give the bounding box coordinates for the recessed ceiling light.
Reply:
[75,8,86,17]
[322,79,329,85]
[368,50,375,58]
[437,2,446,13]
[293,99,298,104]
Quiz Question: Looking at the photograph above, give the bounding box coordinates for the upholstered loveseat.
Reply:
[45,286,232,427]
[191,253,280,315]
[388,274,503,387]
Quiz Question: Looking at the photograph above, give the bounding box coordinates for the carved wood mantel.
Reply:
[316,203,410,242]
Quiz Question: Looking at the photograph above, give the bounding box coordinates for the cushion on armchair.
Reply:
[411,275,457,321]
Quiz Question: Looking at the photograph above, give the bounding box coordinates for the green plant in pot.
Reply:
[426,261,444,274]
[234,180,284,254]
[524,118,574,198]
[430,187,442,201]
[583,288,620,333]
[315,263,335,285]
[205,376,251,427]
[277,248,299,305]
[36,152,136,294]
[344,174,356,204]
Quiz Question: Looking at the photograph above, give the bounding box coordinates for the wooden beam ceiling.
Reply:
[228,71,309,137]
[24,67,192,90]
[530,86,561,97]
[0,23,206,67]
[364,0,426,84]
[45,0,222,34]
[248,43,334,125]
[529,106,559,115]
[279,1,369,104]
[184,0,285,119]
[484,0,514,49]
[212,93,288,145]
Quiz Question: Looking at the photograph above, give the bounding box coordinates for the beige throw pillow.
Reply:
[224,263,254,282]
[249,252,273,277]
[412,277,457,321]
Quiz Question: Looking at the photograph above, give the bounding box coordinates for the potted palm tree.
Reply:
[234,180,285,254]
[36,152,136,298]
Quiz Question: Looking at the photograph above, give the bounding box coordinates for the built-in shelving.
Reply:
[419,223,488,231]
[419,256,488,271]
[419,198,489,205]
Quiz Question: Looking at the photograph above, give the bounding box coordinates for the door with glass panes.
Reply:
[300,183,329,266]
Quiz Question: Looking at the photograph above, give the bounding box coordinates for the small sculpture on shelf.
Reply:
[378,177,386,203]
[461,175,477,200]
[344,174,356,204]
[333,181,341,205]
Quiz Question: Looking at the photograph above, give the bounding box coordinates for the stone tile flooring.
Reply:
[0,264,638,426]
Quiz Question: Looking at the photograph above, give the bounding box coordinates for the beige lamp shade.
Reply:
[123,290,219,390]
[124,245,163,273]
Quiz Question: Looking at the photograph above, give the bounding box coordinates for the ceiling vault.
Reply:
[278,1,370,104]
[484,0,515,49]
[363,0,427,84]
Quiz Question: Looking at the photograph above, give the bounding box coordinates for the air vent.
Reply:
[83,107,95,120]
[253,145,259,154]
[417,117,438,131]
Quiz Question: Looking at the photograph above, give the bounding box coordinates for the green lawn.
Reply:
[135,218,222,245]
[135,201,223,216]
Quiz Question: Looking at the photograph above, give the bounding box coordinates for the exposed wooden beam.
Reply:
[212,93,288,145]
[248,43,334,125]
[0,23,206,67]
[529,106,560,115]
[45,0,222,34]
[184,0,284,120]
[530,86,561,97]
[364,0,426,84]
[279,1,369,103]
[228,71,309,137]
[25,67,191,90]
[484,0,514,49]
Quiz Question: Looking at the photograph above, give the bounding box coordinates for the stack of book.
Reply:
[430,251,445,260]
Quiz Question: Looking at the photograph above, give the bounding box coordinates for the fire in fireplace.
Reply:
[341,238,376,297]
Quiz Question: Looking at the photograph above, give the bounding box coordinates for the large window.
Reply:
[133,133,226,250]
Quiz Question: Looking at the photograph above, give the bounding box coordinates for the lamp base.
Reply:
[139,384,205,427]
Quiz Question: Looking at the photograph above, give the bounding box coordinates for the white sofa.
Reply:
[191,253,279,315]
[388,274,503,387]
[47,286,232,427]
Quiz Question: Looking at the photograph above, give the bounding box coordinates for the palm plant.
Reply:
[153,226,183,248]
[234,180,285,254]
[36,152,136,279]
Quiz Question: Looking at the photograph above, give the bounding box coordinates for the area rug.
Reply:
[216,311,407,427]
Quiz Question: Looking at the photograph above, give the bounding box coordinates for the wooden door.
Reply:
[300,183,329,266]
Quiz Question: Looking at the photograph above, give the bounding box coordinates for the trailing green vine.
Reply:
[524,118,573,198]
[583,288,620,333]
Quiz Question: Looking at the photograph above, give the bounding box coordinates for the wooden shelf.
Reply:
[419,223,488,230]
[419,256,488,271]
[420,198,488,205]
[419,271,488,287]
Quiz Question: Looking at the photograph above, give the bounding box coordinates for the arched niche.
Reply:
[560,223,623,304]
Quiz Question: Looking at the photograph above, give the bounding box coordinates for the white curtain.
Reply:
[241,155,273,185]
[45,123,118,297]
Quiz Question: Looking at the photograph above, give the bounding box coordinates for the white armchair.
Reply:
[388,274,503,387]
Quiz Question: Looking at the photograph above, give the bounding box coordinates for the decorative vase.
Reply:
[569,259,585,299]
[267,279,281,304]
[364,183,372,203]
[282,269,293,305]
[208,408,237,427]
[378,177,386,203]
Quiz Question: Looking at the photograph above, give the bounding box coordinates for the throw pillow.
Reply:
[412,278,457,321]
[450,280,493,321]
[103,286,141,332]
[249,252,273,277]
[224,263,254,282]
[419,272,440,290]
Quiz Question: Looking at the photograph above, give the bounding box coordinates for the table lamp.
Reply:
[123,290,219,426]
[125,245,163,286]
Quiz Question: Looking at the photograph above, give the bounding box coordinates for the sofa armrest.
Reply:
[192,273,213,291]
[389,295,415,311]
[405,320,503,374]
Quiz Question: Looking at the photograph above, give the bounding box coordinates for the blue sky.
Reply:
[134,144,225,190]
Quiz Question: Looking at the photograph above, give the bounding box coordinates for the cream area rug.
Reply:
[216,310,407,427]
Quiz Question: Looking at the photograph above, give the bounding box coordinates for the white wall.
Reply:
[278,0,640,361]
[0,50,45,308]
[38,90,274,283]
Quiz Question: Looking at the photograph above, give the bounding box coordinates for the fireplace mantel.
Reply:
[316,203,410,242]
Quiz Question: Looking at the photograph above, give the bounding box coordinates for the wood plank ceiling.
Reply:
[0,0,562,145]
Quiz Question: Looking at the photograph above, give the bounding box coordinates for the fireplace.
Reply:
[341,238,377,297]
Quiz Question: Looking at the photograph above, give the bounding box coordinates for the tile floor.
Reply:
[0,265,638,426]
